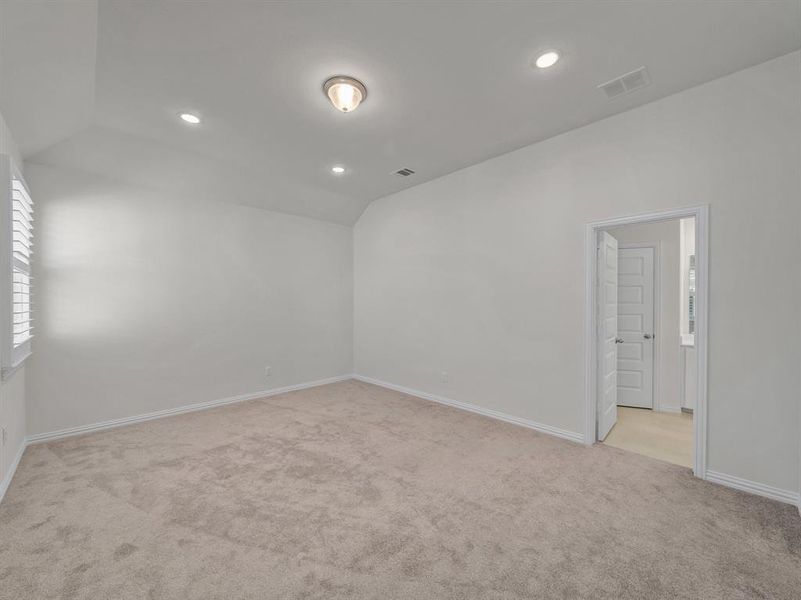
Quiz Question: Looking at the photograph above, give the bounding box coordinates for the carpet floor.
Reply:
[0,380,799,599]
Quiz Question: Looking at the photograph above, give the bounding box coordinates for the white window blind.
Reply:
[11,177,32,347]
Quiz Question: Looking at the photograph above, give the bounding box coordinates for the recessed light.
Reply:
[331,166,346,174]
[179,112,201,124]
[323,76,367,113]
[535,51,560,69]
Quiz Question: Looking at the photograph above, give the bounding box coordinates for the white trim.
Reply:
[1,349,30,381]
[0,437,26,504]
[26,375,352,445]
[7,373,796,512]
[705,470,800,507]
[353,374,584,444]
[585,205,709,479]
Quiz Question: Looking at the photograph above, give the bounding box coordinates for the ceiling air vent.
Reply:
[394,168,415,177]
[598,66,650,99]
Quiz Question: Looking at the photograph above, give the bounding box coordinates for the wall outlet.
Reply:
[264,366,272,377]
[440,371,449,384]
[1,427,6,446]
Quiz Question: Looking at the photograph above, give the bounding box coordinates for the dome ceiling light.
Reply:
[323,76,367,113]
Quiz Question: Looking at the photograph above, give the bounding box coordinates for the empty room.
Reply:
[0,1,799,599]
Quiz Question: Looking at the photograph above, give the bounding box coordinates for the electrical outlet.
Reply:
[1,427,6,446]
[264,366,272,377]
[440,371,449,384]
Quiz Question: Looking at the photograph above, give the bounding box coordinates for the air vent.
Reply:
[598,66,650,99]
[394,168,415,177]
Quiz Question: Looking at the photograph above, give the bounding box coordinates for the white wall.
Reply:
[24,163,353,436]
[683,346,697,412]
[608,220,682,413]
[354,52,801,494]
[0,108,26,494]
[0,111,22,168]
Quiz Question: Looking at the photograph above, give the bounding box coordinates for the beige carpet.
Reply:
[604,406,693,468]
[0,380,799,600]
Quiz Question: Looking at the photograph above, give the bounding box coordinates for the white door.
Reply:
[617,247,655,408]
[597,231,618,441]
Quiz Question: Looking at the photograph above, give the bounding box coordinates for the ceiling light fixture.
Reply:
[331,166,346,174]
[323,76,367,113]
[535,51,560,69]
[179,112,201,124]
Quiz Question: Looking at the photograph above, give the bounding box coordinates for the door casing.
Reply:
[584,205,708,479]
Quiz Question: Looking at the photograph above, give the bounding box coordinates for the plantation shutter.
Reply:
[11,176,32,347]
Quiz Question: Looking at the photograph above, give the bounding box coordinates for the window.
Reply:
[12,177,33,346]
[1,156,33,377]
[679,217,696,346]
[687,255,696,335]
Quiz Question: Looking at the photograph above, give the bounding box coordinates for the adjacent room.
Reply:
[0,2,799,599]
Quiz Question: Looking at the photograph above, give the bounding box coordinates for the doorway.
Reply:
[584,207,708,477]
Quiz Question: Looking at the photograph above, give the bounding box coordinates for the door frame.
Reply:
[584,205,709,478]
[617,243,660,412]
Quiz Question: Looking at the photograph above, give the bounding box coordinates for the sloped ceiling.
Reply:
[0,0,98,157]
[3,1,801,224]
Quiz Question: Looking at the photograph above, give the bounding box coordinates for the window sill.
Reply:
[680,334,695,348]
[2,350,31,381]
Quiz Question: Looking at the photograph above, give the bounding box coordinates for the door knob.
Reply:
[615,338,624,344]
[643,333,653,339]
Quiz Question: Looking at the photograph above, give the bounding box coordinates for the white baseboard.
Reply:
[11,374,800,515]
[353,374,584,444]
[0,439,26,504]
[26,374,352,445]
[705,470,800,507]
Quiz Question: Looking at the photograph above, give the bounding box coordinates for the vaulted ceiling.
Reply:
[2,1,800,224]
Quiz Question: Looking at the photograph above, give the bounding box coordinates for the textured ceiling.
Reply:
[4,1,801,224]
